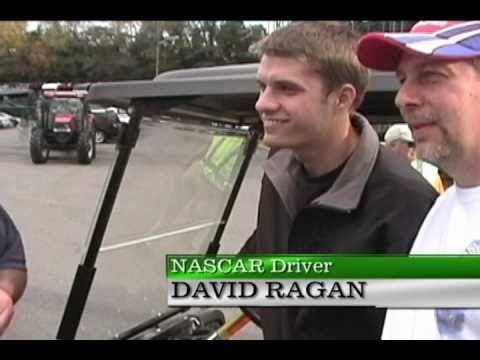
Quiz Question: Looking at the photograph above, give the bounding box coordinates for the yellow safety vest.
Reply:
[411,159,445,194]
[202,136,246,191]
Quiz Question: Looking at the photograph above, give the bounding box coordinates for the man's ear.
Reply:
[335,84,357,111]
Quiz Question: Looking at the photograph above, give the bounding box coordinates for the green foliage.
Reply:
[1,21,267,83]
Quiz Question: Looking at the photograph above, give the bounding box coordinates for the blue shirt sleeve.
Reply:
[0,204,26,270]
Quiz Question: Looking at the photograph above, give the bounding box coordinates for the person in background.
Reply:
[384,123,445,193]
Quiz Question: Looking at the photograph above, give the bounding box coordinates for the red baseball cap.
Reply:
[357,21,480,71]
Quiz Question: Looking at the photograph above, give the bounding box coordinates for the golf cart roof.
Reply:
[88,63,259,103]
[86,63,400,125]
[73,83,93,91]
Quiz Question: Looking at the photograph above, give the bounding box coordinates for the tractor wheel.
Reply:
[77,130,96,164]
[30,128,49,164]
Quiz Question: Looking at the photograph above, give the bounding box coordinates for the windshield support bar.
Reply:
[56,103,142,340]
[206,124,260,255]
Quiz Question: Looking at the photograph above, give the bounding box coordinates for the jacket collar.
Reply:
[264,113,380,217]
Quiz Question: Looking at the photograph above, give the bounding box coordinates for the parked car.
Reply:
[89,104,122,143]
[0,112,20,128]
[108,107,130,124]
[0,88,38,120]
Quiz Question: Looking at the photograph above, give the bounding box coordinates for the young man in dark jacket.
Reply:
[240,21,438,339]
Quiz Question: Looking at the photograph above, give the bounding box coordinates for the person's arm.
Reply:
[0,268,27,303]
[0,269,26,336]
[0,204,27,303]
[0,286,14,336]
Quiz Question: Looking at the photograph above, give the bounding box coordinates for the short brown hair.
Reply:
[260,21,369,110]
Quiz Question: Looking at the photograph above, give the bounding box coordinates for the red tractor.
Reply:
[30,90,96,164]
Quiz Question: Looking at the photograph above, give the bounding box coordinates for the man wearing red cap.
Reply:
[358,20,480,339]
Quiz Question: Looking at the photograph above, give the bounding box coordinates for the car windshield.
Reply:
[50,98,82,115]
[73,109,264,339]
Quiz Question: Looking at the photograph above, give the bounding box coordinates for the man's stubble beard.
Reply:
[402,110,454,169]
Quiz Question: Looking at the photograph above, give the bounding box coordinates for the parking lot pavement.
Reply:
[0,124,266,340]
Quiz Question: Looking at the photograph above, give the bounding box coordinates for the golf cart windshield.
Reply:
[57,64,263,339]
[78,121,252,339]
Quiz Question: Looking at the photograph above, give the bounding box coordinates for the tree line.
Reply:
[0,21,267,83]
[0,21,417,84]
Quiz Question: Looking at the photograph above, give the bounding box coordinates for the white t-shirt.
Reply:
[382,184,480,340]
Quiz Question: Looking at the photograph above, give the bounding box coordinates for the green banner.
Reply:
[166,255,480,279]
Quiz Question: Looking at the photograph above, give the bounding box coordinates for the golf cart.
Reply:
[30,90,96,164]
[56,64,400,340]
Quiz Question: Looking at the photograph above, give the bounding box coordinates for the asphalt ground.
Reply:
[0,121,265,340]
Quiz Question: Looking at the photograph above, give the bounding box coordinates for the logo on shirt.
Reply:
[465,240,480,254]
